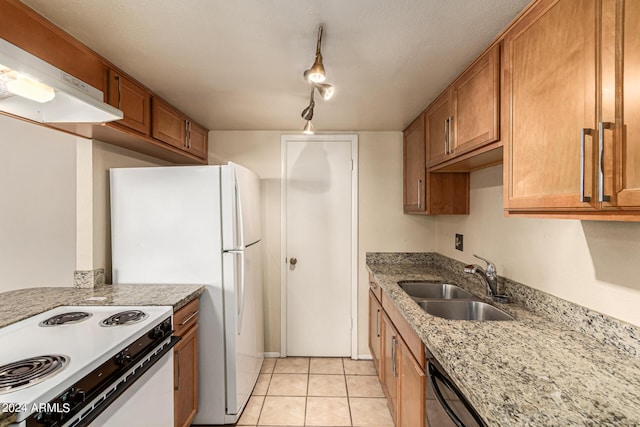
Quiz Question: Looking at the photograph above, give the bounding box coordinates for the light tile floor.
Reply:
[235,357,393,427]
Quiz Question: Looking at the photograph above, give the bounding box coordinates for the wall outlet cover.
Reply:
[455,234,463,251]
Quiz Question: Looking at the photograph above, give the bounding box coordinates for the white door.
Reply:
[281,135,358,357]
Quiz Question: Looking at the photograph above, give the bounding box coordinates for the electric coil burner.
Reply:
[39,312,92,327]
[100,309,148,326]
[0,355,68,394]
[0,305,176,427]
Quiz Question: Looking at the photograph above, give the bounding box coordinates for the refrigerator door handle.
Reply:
[234,175,245,249]
[225,249,246,335]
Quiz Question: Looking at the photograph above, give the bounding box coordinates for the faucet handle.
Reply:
[472,254,496,276]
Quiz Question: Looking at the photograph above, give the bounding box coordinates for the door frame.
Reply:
[280,134,359,359]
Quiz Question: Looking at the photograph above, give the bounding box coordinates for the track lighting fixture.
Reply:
[300,25,334,134]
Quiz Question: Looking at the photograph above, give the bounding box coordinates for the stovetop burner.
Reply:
[39,311,92,327]
[100,310,148,326]
[0,355,68,394]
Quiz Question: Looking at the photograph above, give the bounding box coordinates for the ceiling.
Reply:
[21,0,531,132]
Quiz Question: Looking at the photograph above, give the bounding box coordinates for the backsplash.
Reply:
[73,268,106,288]
[366,252,640,357]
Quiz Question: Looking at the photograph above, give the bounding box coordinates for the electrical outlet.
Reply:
[455,234,463,251]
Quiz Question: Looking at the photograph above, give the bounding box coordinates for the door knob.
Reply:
[290,257,297,266]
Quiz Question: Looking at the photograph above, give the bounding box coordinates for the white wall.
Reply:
[211,130,438,355]
[0,115,77,291]
[436,165,640,327]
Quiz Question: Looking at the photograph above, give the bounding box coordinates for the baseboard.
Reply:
[357,354,373,360]
[264,352,281,358]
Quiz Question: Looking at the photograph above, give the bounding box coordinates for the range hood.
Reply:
[0,38,123,123]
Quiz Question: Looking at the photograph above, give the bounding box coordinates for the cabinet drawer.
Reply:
[368,273,382,301]
[174,298,199,337]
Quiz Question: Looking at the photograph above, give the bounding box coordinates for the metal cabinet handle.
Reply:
[179,310,199,327]
[175,349,181,391]
[447,116,454,154]
[443,118,449,155]
[417,179,422,209]
[115,75,122,110]
[375,309,380,338]
[391,336,397,377]
[598,122,613,202]
[580,128,594,203]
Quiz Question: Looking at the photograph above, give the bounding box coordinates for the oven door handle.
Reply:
[428,361,487,427]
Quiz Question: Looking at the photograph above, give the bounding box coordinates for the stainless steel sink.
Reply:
[417,300,515,321]
[399,282,476,300]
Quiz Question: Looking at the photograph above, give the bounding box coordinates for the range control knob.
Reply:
[115,351,132,366]
[62,387,86,405]
[149,323,168,339]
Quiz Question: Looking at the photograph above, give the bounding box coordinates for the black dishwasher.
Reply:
[425,346,486,427]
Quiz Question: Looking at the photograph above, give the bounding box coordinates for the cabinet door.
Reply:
[612,0,640,207]
[451,44,500,155]
[426,92,451,166]
[187,120,208,160]
[108,70,151,135]
[404,114,426,213]
[369,291,383,381]
[174,324,198,427]
[152,98,186,149]
[504,0,597,211]
[382,313,399,424]
[399,339,425,427]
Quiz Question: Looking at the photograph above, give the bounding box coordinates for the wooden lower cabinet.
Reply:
[399,338,426,427]
[369,290,383,381]
[371,282,427,427]
[382,313,400,424]
[173,299,199,427]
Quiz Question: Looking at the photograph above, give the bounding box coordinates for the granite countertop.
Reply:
[0,284,204,329]
[367,253,640,426]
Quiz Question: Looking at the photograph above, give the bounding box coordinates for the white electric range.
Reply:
[0,305,177,427]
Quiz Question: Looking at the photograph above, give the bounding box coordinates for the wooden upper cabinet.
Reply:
[152,98,208,160]
[404,114,470,215]
[504,0,640,218]
[611,0,640,208]
[107,70,151,135]
[504,0,597,211]
[426,44,501,170]
[404,114,427,213]
[451,43,500,155]
[426,93,451,167]
[152,98,187,149]
[188,121,208,160]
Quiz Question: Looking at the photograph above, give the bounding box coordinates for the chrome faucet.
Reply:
[464,254,508,302]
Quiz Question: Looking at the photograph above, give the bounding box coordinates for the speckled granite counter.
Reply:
[367,252,640,426]
[0,284,204,329]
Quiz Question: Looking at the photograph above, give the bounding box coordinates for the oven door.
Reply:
[88,349,174,426]
[426,358,486,427]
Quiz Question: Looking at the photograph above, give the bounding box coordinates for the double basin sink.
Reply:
[399,282,514,321]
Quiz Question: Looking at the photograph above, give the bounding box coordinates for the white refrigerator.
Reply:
[110,162,264,425]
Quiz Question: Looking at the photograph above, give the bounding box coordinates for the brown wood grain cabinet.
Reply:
[369,289,383,381]
[370,276,427,427]
[152,97,209,160]
[0,1,209,165]
[173,299,199,427]
[404,114,470,215]
[382,312,400,424]
[398,338,425,427]
[503,0,640,219]
[426,44,501,171]
[107,70,151,135]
